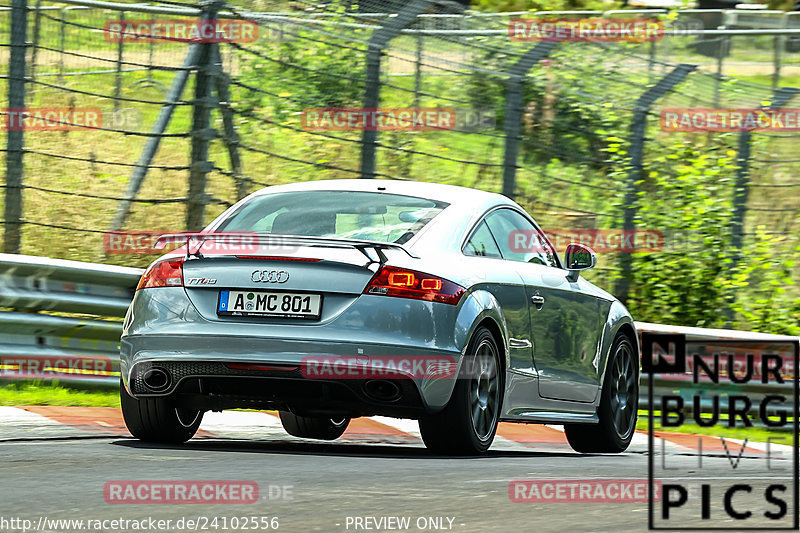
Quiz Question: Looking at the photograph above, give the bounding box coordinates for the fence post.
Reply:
[413,32,422,109]
[113,11,125,114]
[360,0,435,179]
[772,44,784,92]
[109,44,204,230]
[147,15,155,86]
[615,64,695,305]
[729,87,799,265]
[59,7,67,82]
[713,36,726,108]
[186,0,223,230]
[772,16,787,91]
[4,0,28,254]
[647,39,656,84]
[29,0,42,95]
[211,44,246,199]
[132,14,165,91]
[500,42,558,200]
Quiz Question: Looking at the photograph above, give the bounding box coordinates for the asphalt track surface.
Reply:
[0,410,796,533]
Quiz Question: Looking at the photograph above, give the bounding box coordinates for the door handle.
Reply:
[531,295,545,307]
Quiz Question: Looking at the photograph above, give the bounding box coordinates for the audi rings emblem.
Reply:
[251,270,290,283]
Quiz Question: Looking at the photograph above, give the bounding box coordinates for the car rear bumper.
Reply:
[121,334,462,414]
[120,286,487,415]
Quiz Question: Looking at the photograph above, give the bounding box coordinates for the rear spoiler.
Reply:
[153,232,419,263]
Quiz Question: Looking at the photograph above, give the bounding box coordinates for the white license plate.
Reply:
[218,290,322,319]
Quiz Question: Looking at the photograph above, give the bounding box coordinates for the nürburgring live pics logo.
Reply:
[643,332,799,530]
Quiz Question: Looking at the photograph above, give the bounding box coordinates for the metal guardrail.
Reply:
[0,254,141,387]
[0,255,797,424]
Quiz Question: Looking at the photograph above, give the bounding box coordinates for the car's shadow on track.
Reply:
[110,438,586,460]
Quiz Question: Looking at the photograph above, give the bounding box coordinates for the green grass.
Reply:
[736,73,800,88]
[0,382,120,408]
[636,410,793,444]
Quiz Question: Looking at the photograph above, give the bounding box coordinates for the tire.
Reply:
[279,411,350,440]
[565,333,638,453]
[120,380,203,444]
[418,326,503,455]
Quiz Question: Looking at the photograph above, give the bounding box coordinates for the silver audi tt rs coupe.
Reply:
[120,179,639,455]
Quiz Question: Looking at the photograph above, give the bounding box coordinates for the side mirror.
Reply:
[564,243,597,282]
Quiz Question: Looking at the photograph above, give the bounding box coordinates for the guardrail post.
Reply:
[615,64,695,305]
[360,0,435,179]
[186,0,223,230]
[4,0,28,254]
[501,42,558,199]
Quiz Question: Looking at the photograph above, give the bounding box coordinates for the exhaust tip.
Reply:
[363,379,401,402]
[142,367,172,393]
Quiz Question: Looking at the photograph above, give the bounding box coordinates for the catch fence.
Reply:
[2,1,800,330]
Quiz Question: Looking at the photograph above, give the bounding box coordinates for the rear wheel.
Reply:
[120,381,203,444]
[565,333,638,453]
[279,411,350,440]
[419,326,503,455]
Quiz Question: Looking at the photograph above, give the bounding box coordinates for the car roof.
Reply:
[251,178,511,208]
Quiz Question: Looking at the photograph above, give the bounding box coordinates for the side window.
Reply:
[484,209,558,267]
[463,221,502,258]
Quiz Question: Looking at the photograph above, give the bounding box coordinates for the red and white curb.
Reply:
[0,406,790,458]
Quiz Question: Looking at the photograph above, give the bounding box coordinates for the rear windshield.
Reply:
[217,191,449,244]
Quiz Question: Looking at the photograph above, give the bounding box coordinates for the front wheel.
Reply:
[419,326,503,455]
[565,333,638,453]
[279,411,350,440]
[120,381,203,444]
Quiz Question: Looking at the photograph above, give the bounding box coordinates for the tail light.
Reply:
[136,258,184,290]
[364,266,465,305]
